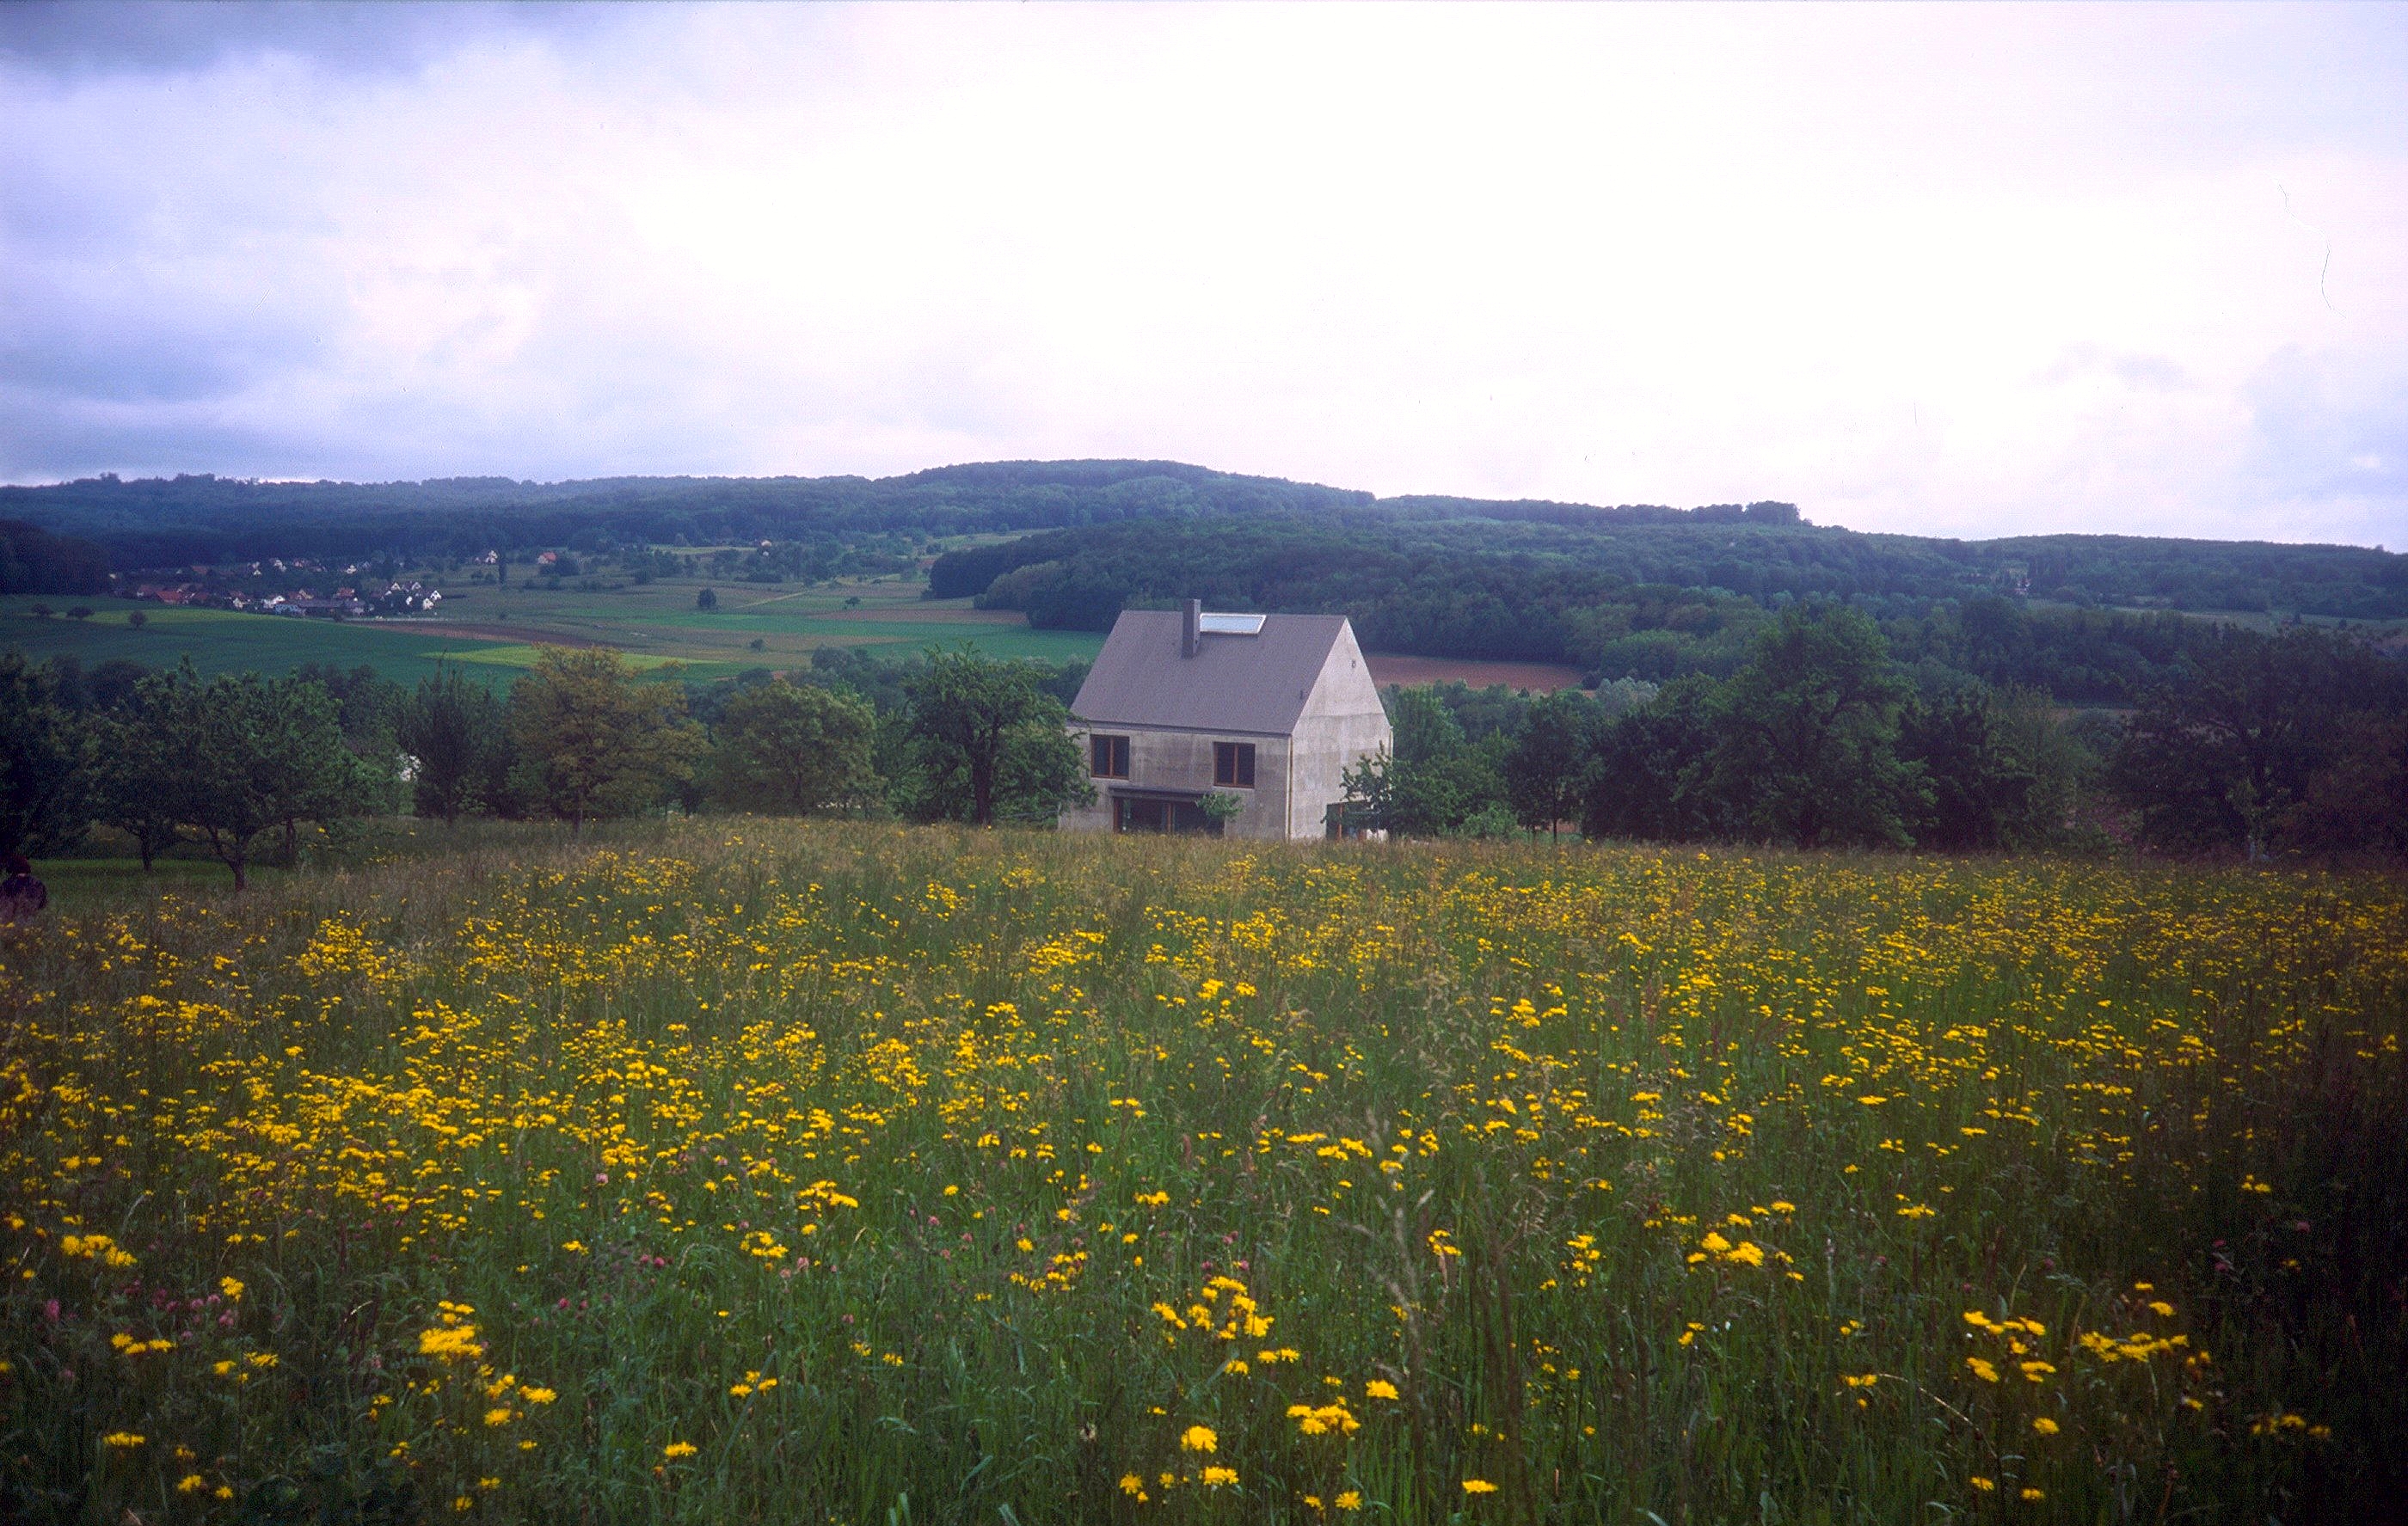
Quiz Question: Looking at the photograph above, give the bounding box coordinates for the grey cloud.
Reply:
[0,2,611,79]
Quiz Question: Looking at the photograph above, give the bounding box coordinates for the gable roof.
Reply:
[1071,610,1351,735]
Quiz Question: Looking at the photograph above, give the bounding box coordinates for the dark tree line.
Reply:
[0,519,110,595]
[928,514,2406,696]
[1343,604,2408,861]
[0,645,1095,886]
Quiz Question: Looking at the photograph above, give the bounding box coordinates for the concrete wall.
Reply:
[1285,623,1392,838]
[1060,726,1295,840]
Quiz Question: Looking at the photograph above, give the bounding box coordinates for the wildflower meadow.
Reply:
[2,823,2400,1522]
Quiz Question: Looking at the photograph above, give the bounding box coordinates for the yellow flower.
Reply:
[1462,1480,1499,1494]
[2148,1301,2175,1318]
[419,1325,484,1363]
[519,1387,557,1405]
[1965,1357,2000,1383]
[220,1277,244,1302]
[1970,1476,1996,1492]
[483,1407,513,1426]
[1334,1492,1362,1511]
[1366,1379,1399,1400]
[1119,1474,1144,1497]
[1200,1466,1238,1487]
[176,1474,208,1494]
[1180,1425,1218,1453]
[2032,1417,2060,1436]
[663,1441,697,1459]
[102,1432,146,1449]
[2021,1487,2045,1501]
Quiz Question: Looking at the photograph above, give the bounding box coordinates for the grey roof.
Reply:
[1071,610,1349,735]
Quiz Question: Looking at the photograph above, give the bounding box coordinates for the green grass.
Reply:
[0,598,516,687]
[4,579,1100,691]
[452,576,1103,665]
[21,857,270,913]
[0,822,2399,1522]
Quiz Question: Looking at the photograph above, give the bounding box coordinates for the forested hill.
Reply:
[0,462,1370,568]
[9,459,2405,640]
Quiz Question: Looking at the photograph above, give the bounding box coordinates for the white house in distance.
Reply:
[1061,600,1392,839]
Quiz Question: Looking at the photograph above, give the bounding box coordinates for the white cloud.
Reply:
[3,2,2405,544]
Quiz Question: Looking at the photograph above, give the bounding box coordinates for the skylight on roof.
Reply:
[1197,612,1266,635]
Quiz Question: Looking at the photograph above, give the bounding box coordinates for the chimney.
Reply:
[1182,598,1201,659]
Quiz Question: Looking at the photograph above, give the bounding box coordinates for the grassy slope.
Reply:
[0,822,2398,1523]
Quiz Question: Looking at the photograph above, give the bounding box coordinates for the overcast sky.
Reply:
[3,3,2404,546]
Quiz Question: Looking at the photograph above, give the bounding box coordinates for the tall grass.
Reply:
[2,822,2400,1523]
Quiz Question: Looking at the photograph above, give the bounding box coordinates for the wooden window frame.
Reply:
[1090,733,1131,780]
[1213,741,1256,789]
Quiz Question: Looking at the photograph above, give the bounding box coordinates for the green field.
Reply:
[3,577,1103,688]
[0,599,518,688]
[0,821,2398,1521]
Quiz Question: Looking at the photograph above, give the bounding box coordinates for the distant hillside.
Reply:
[0,463,1370,569]
[6,459,2405,698]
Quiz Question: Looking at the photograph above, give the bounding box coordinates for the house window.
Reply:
[1213,741,1256,789]
[1090,734,1130,779]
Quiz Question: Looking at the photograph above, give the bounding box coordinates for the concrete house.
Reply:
[1062,600,1392,839]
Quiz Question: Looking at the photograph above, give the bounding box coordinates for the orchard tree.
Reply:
[507,647,705,831]
[141,661,379,888]
[0,653,85,860]
[902,650,1089,826]
[88,691,184,871]
[705,677,881,816]
[1502,689,1596,838]
[401,667,513,824]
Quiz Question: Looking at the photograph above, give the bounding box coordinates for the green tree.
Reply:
[0,653,86,859]
[141,662,378,888]
[87,691,184,871]
[507,647,705,832]
[1581,676,1730,842]
[1503,689,1596,838]
[901,650,1090,826]
[1341,687,1510,838]
[2108,628,2376,856]
[1701,604,1928,849]
[1897,686,2036,851]
[401,667,512,824]
[705,677,881,816]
